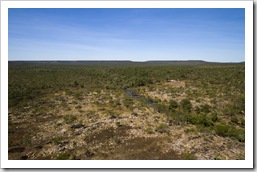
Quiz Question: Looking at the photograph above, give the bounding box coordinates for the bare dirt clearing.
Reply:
[164,80,186,87]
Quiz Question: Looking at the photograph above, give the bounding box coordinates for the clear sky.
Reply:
[8,8,245,62]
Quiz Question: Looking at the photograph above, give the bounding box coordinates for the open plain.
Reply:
[8,61,245,160]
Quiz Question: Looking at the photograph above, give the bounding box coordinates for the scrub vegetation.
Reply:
[8,61,245,160]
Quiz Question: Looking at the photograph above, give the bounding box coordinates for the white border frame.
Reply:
[1,0,253,168]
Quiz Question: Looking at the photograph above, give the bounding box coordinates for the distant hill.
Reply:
[144,60,245,65]
[144,60,208,65]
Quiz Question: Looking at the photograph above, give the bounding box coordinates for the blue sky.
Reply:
[8,8,245,62]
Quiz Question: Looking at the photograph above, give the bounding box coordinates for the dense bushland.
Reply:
[9,61,245,142]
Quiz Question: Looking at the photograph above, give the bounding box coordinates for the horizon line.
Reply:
[8,60,245,63]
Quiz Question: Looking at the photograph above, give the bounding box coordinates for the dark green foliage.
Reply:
[213,123,229,137]
[8,62,245,161]
[224,96,245,116]
[210,113,218,122]
[240,118,245,126]
[231,117,239,124]
[134,79,146,87]
[8,62,245,143]
[169,100,178,111]
[155,104,169,114]
[196,104,212,113]
[213,123,245,142]
[9,62,244,109]
[73,81,79,87]
[180,99,192,112]
[189,112,213,127]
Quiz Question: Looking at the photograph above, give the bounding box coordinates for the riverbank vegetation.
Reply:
[8,61,245,160]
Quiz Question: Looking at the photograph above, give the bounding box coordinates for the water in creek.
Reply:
[125,88,155,104]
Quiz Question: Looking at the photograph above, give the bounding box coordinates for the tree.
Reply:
[169,100,178,111]
[180,98,192,112]
[189,112,213,127]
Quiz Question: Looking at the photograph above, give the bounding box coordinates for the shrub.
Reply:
[115,122,122,127]
[145,127,154,134]
[213,123,229,137]
[73,81,79,87]
[182,152,196,160]
[169,100,178,111]
[134,79,146,87]
[210,113,218,122]
[157,123,168,133]
[236,131,245,142]
[123,97,133,108]
[231,117,239,124]
[213,123,245,142]
[196,104,211,113]
[76,105,82,109]
[180,99,192,112]
[200,104,212,113]
[189,112,213,127]
[56,152,71,160]
[184,127,196,133]
[240,118,245,126]
[74,92,83,100]
[64,115,77,124]
[22,135,32,145]
[51,136,63,145]
[112,135,121,144]
[214,154,222,160]
[155,104,168,114]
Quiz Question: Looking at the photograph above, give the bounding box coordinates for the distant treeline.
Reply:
[8,60,245,66]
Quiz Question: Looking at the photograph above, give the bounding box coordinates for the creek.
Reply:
[125,88,155,104]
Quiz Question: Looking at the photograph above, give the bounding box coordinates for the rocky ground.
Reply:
[8,82,245,160]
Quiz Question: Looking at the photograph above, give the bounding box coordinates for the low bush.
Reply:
[181,152,196,160]
[213,123,245,142]
[169,100,178,111]
[180,99,192,112]
[56,152,71,160]
[240,118,245,126]
[156,123,169,133]
[145,127,154,134]
[189,112,213,127]
[64,115,77,124]
[51,136,63,145]
[231,117,239,124]
[210,113,218,122]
